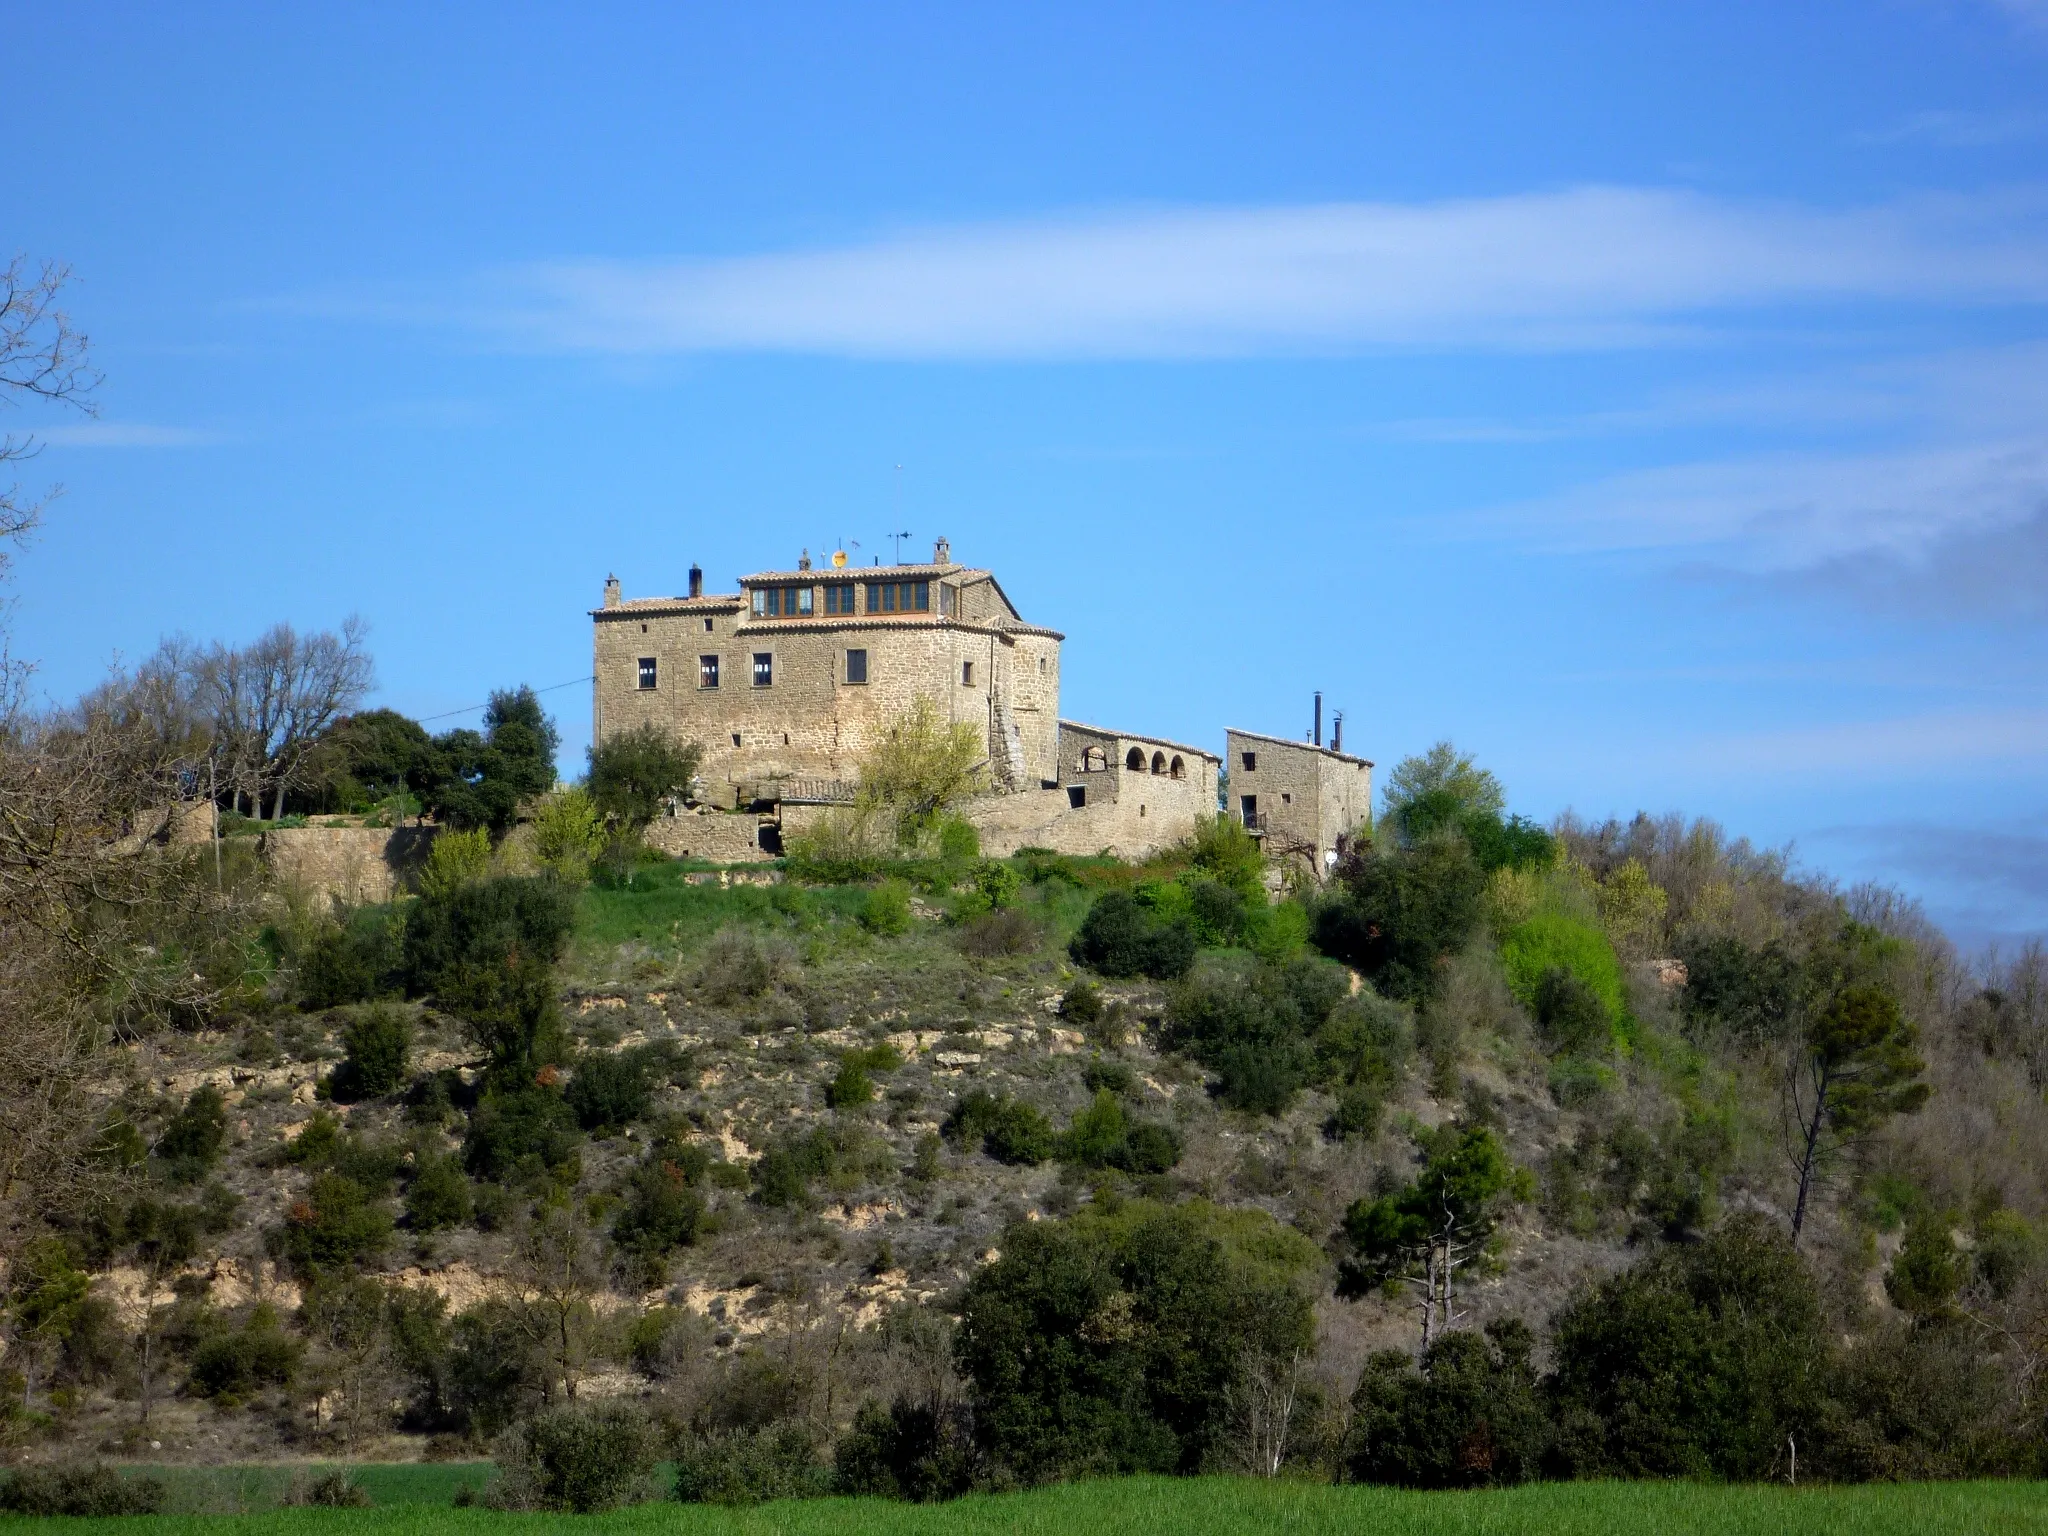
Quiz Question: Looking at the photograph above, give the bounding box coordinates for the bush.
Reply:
[697,925,786,1003]
[588,724,702,828]
[942,1090,1054,1166]
[1058,980,1103,1025]
[673,1424,830,1505]
[1348,1320,1549,1487]
[297,905,403,1008]
[0,1464,166,1516]
[1058,1090,1181,1174]
[1311,838,1486,1002]
[274,1172,392,1277]
[859,880,913,936]
[1498,911,1624,1035]
[1163,955,1349,1115]
[826,1059,875,1110]
[834,1397,980,1501]
[189,1305,304,1400]
[464,1085,580,1181]
[405,1155,474,1232]
[957,907,1042,957]
[957,1199,1319,1482]
[613,1148,709,1265]
[403,876,576,1074]
[331,1003,413,1100]
[531,786,606,883]
[154,1084,228,1182]
[1676,933,1802,1044]
[419,826,493,899]
[296,1470,372,1508]
[490,1401,660,1513]
[1070,891,1197,980]
[1532,966,1609,1055]
[565,1050,654,1133]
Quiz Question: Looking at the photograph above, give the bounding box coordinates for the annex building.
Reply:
[591,540,1364,867]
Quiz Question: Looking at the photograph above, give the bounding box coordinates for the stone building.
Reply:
[1223,728,1374,875]
[591,540,1220,860]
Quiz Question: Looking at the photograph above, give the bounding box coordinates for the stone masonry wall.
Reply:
[265,825,437,906]
[642,809,778,863]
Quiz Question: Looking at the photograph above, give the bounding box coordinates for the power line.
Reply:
[415,675,595,724]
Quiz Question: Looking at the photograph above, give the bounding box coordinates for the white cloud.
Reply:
[33,422,223,448]
[471,186,2048,360]
[1703,707,2048,777]
[1855,108,2045,147]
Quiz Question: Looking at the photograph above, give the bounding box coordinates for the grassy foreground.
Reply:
[5,1475,2046,1535]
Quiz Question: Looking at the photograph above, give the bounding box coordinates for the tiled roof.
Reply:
[734,614,1063,640]
[739,562,987,583]
[591,594,742,618]
[1225,726,1374,768]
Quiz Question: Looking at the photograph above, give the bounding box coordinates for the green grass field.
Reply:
[6,1474,2045,1534]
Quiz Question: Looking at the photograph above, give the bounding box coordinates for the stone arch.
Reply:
[1170,755,1185,779]
[1082,746,1107,772]
[1125,747,1145,771]
[1150,751,1167,775]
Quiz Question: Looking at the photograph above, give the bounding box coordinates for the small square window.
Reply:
[1068,785,1087,809]
[637,657,657,690]
[703,617,713,632]
[752,653,773,688]
[1241,751,1257,772]
[845,648,868,685]
[731,732,741,748]
[699,655,720,689]
[795,587,813,616]
[961,660,975,687]
[751,589,766,617]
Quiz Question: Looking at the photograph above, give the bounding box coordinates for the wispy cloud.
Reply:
[446,186,2048,360]
[1706,707,2048,777]
[1854,108,2046,147]
[33,422,225,448]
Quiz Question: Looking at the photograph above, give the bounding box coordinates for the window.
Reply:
[1241,794,1258,829]
[731,732,741,747]
[940,585,956,616]
[1068,784,1087,809]
[1241,751,1258,772]
[1170,755,1185,780]
[1125,747,1145,770]
[845,648,868,685]
[637,657,657,690]
[1081,746,1107,771]
[699,655,720,689]
[703,617,714,632]
[750,586,812,618]
[752,652,773,688]
[865,579,930,614]
[961,660,975,687]
[1150,751,1166,775]
[824,583,857,615]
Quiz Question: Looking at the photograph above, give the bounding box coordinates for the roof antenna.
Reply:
[890,530,913,564]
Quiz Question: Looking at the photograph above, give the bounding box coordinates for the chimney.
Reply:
[934,535,950,565]
[798,547,812,571]
[687,564,703,599]
[603,574,621,609]
[1332,712,1343,754]
[1313,692,1322,748]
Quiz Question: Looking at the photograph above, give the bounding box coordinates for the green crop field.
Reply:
[4,1475,2046,1535]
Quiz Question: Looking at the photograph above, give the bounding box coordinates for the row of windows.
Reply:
[636,651,988,691]
[749,580,935,618]
[1073,745,1188,779]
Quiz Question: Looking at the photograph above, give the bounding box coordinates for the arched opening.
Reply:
[1125,747,1145,771]
[1150,751,1166,775]
[1082,746,1107,772]
[1170,755,1185,779]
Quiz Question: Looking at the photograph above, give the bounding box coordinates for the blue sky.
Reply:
[6,3,2048,944]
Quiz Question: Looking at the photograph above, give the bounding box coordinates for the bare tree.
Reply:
[0,255,99,575]
[515,1203,606,1402]
[190,618,375,818]
[1222,1348,1306,1477]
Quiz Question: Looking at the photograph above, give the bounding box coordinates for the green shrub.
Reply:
[274,1172,392,1276]
[1164,955,1349,1115]
[752,1124,884,1206]
[1499,910,1625,1033]
[1058,979,1103,1025]
[1311,838,1485,1002]
[403,876,575,1075]
[1676,933,1802,1043]
[464,1085,580,1180]
[859,879,913,935]
[1323,1084,1384,1142]
[1070,891,1197,980]
[331,1003,413,1100]
[673,1424,830,1505]
[298,1470,373,1508]
[405,1156,474,1232]
[565,1050,653,1133]
[531,787,606,883]
[490,1401,660,1513]
[936,816,981,862]
[613,1149,709,1265]
[418,826,493,899]
[834,1397,980,1501]
[942,1090,1054,1166]
[297,905,403,1008]
[188,1304,303,1400]
[957,907,1043,957]
[826,1060,875,1110]
[588,724,702,829]
[1058,1090,1182,1174]
[1348,1320,1549,1487]
[1080,1055,1135,1097]
[0,1464,166,1516]
[1533,966,1610,1055]
[697,925,785,1003]
[154,1084,228,1182]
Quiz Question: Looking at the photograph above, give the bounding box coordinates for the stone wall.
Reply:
[642,808,778,863]
[966,773,1214,860]
[265,825,436,906]
[1224,730,1372,877]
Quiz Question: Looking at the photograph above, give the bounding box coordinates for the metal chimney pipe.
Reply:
[1313,692,1323,748]
[688,564,703,599]
[1332,712,1343,754]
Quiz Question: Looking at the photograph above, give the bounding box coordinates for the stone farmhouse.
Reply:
[591,540,1368,867]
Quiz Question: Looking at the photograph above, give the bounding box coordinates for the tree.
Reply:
[188,619,377,819]
[421,687,559,833]
[1381,741,1504,827]
[1339,1124,1521,1349]
[301,708,434,813]
[1785,984,1929,1245]
[1312,837,1486,1002]
[1347,1319,1549,1488]
[402,876,575,1077]
[0,256,98,581]
[856,695,985,844]
[586,723,701,828]
[530,788,605,884]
